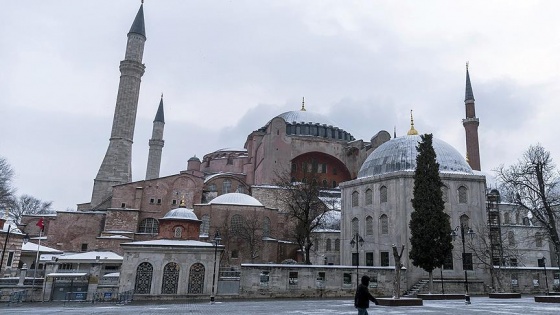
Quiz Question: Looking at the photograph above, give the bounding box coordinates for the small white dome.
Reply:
[163,207,199,221]
[209,193,263,206]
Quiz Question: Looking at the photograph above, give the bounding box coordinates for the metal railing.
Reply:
[115,290,134,305]
[8,290,27,304]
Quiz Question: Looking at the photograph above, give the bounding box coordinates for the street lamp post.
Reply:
[350,233,364,289]
[452,224,475,304]
[210,230,221,304]
[543,256,549,295]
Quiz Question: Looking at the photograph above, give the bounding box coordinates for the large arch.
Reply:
[290,152,352,187]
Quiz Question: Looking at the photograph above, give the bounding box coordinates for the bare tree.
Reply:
[496,144,560,266]
[9,194,54,223]
[392,244,405,299]
[231,210,262,263]
[0,157,16,211]
[274,166,330,264]
[467,223,523,292]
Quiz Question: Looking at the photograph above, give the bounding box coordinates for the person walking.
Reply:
[354,275,379,315]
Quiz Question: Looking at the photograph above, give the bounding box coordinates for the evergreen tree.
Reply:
[409,134,453,293]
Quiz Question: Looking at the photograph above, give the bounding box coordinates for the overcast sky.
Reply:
[2,1,560,210]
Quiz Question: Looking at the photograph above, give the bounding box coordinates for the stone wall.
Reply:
[239,264,398,298]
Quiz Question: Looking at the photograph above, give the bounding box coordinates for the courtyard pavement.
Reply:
[2,297,559,314]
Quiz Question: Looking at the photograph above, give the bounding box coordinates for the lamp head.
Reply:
[23,233,30,244]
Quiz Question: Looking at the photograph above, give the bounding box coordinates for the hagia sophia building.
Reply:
[19,3,499,293]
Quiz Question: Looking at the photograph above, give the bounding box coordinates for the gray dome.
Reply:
[276,110,337,126]
[163,207,199,221]
[358,135,472,178]
[209,193,263,206]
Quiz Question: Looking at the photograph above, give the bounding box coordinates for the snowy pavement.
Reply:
[3,297,559,314]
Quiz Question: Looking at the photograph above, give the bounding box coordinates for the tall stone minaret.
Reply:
[463,62,481,171]
[91,4,146,208]
[145,95,165,180]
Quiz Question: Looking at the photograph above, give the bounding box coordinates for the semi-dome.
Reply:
[162,207,199,221]
[358,135,472,178]
[209,193,263,206]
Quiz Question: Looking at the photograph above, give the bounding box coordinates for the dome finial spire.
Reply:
[300,97,306,111]
[407,110,418,135]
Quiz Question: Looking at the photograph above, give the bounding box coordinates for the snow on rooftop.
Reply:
[204,172,246,183]
[103,272,120,278]
[209,193,263,206]
[121,239,217,247]
[22,242,62,253]
[57,251,122,262]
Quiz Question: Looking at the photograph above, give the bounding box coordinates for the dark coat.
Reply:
[354,283,378,308]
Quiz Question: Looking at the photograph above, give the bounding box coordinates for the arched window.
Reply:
[222,180,232,194]
[161,262,180,294]
[174,227,182,238]
[503,213,510,225]
[508,231,515,246]
[380,214,388,235]
[535,232,543,247]
[352,191,359,207]
[236,185,246,194]
[460,214,470,228]
[263,217,271,238]
[458,186,468,204]
[380,186,388,203]
[322,180,328,188]
[334,239,340,251]
[134,262,153,294]
[365,216,374,236]
[326,239,332,251]
[188,263,205,294]
[351,217,359,235]
[332,181,337,188]
[231,214,244,233]
[208,184,217,192]
[365,189,373,205]
[441,186,449,203]
[200,215,210,236]
[138,218,159,234]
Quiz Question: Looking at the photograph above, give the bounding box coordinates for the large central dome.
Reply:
[358,135,472,178]
[276,110,337,127]
[260,109,355,142]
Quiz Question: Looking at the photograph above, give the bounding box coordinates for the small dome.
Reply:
[163,207,199,221]
[358,135,472,178]
[209,193,263,206]
[188,156,200,162]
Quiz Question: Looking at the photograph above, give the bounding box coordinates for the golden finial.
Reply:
[179,196,186,207]
[407,110,418,135]
[466,61,469,70]
[161,92,163,99]
[141,0,144,4]
[301,97,306,111]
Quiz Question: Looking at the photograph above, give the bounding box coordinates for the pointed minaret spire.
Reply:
[91,4,147,208]
[465,62,475,102]
[129,2,146,38]
[462,62,481,171]
[146,95,165,180]
[407,110,418,135]
[300,97,306,111]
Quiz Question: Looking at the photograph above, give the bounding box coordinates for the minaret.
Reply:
[145,95,165,180]
[463,62,481,171]
[91,4,146,208]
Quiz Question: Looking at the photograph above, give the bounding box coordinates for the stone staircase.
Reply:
[403,279,429,297]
